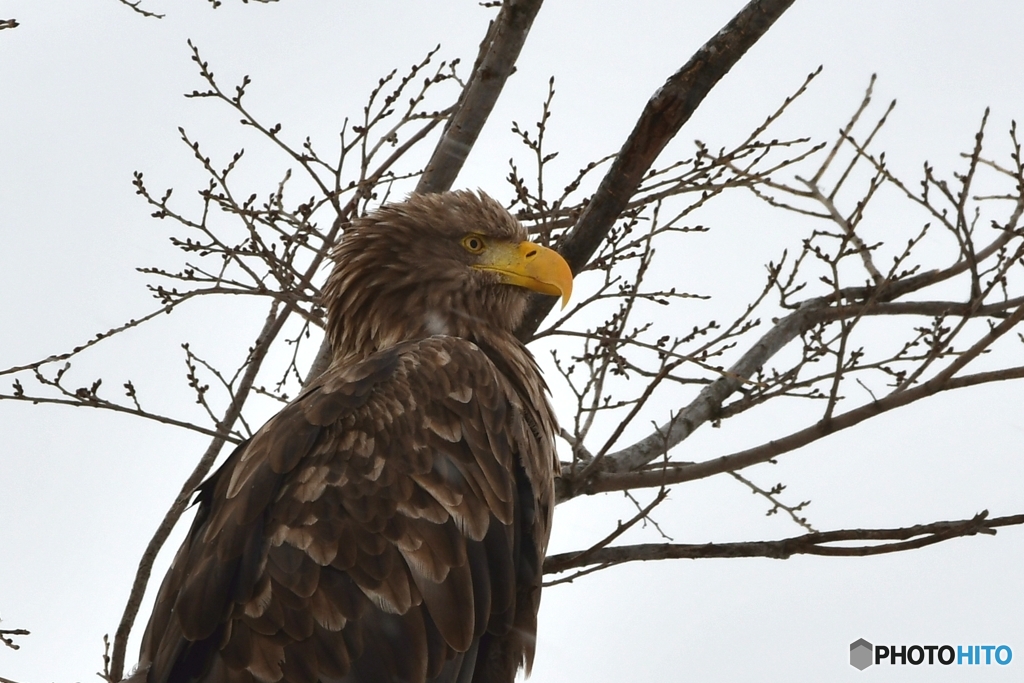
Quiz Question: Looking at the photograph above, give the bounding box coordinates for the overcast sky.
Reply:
[2,2,1023,682]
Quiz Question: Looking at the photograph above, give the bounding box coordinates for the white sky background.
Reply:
[2,1,1023,681]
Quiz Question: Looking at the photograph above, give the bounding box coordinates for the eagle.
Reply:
[131,190,572,683]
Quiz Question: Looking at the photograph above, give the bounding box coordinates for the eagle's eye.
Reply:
[461,234,487,254]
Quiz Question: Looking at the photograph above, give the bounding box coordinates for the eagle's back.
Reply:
[135,335,556,683]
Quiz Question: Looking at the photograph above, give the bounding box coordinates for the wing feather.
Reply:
[136,336,555,683]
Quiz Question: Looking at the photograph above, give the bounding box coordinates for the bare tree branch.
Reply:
[582,362,1024,496]
[416,0,544,194]
[569,187,1024,488]
[108,304,291,681]
[544,488,670,587]
[544,511,1024,575]
[0,627,29,651]
[1,306,177,377]
[115,0,165,19]
[518,0,798,339]
[298,0,545,388]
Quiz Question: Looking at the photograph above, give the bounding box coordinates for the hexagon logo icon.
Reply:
[850,639,873,670]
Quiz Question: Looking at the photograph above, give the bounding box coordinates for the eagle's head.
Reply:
[324,190,572,362]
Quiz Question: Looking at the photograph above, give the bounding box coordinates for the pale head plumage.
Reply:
[324,190,534,364]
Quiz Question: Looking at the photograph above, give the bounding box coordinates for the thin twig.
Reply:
[115,0,164,19]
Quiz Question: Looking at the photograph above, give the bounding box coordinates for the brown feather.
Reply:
[134,191,562,683]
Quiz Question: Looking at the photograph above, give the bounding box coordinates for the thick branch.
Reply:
[579,363,1024,496]
[518,0,797,340]
[544,511,1024,575]
[415,0,544,194]
[571,266,1024,491]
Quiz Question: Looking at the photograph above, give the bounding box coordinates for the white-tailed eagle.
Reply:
[131,190,572,683]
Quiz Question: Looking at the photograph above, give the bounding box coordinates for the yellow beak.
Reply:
[475,241,573,308]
